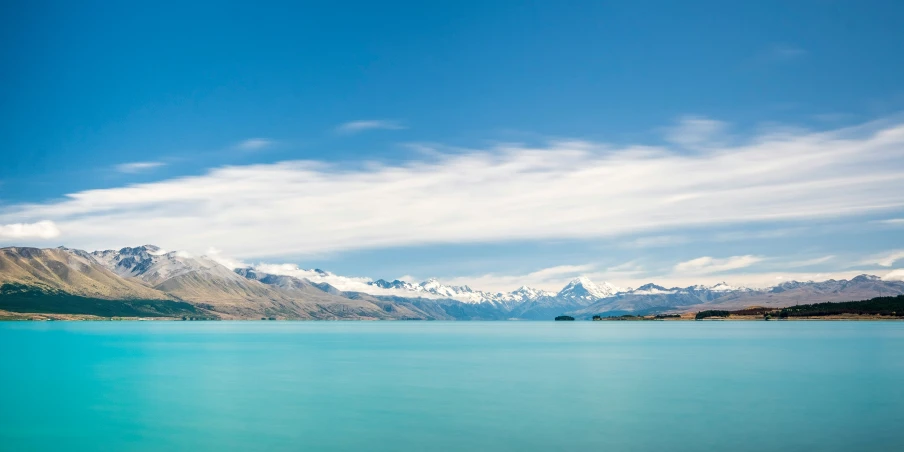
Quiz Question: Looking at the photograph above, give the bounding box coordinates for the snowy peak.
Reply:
[706,282,740,292]
[557,276,620,302]
[364,278,552,305]
[627,283,675,295]
[90,245,240,286]
[510,285,556,299]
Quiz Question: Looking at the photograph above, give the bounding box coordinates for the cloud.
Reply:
[235,138,274,151]
[620,235,689,248]
[784,255,835,268]
[768,44,806,60]
[606,261,644,273]
[115,161,165,173]
[673,255,763,275]
[875,218,904,225]
[434,264,598,293]
[664,116,727,149]
[884,269,904,281]
[335,120,406,134]
[0,221,61,239]
[205,247,247,269]
[2,117,904,256]
[861,250,904,267]
[712,227,807,242]
[754,44,806,65]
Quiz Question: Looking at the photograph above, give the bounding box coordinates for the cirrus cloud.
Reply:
[335,119,406,134]
[861,250,904,267]
[115,161,166,173]
[235,138,274,151]
[673,255,764,275]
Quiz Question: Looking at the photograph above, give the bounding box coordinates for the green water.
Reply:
[1,321,902,451]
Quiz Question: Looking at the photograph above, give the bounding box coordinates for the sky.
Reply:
[2,1,904,292]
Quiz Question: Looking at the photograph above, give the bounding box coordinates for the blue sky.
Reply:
[2,1,904,291]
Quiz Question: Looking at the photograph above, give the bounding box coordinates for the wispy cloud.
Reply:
[861,250,904,267]
[874,218,904,225]
[673,255,763,275]
[1,117,904,256]
[335,120,406,135]
[115,161,165,173]
[664,116,728,149]
[235,138,274,151]
[0,221,60,239]
[754,44,807,65]
[768,44,806,60]
[620,235,688,248]
[784,255,835,268]
[712,227,807,242]
[436,264,598,292]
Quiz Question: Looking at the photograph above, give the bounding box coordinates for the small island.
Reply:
[554,315,575,321]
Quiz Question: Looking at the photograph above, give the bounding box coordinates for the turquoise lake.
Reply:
[1,321,902,451]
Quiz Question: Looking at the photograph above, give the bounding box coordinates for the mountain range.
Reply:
[2,244,903,320]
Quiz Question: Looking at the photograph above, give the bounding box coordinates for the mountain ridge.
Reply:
[2,245,904,320]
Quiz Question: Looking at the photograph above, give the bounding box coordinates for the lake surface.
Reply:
[1,321,902,451]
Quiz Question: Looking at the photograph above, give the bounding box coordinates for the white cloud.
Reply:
[0,221,61,239]
[523,264,596,279]
[2,117,904,257]
[664,116,727,149]
[875,218,904,225]
[712,227,807,242]
[861,250,904,267]
[620,235,688,248]
[335,120,406,134]
[784,255,835,268]
[673,255,763,275]
[205,247,247,269]
[884,269,904,281]
[115,161,165,173]
[235,138,274,151]
[437,264,598,293]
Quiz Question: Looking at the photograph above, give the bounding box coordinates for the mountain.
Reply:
[572,282,753,317]
[679,274,904,312]
[556,277,620,304]
[0,245,444,320]
[367,278,554,307]
[0,247,171,300]
[0,247,197,318]
[3,244,904,320]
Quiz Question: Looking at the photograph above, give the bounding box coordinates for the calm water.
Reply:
[1,321,902,451]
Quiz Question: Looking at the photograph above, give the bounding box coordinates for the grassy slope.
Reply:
[0,283,198,318]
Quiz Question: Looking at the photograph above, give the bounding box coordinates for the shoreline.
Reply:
[3,311,903,322]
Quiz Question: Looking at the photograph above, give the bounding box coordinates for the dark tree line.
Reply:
[695,310,731,320]
[778,295,904,318]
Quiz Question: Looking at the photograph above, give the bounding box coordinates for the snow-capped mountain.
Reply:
[367,278,554,306]
[91,245,241,285]
[556,276,621,304]
[5,244,904,320]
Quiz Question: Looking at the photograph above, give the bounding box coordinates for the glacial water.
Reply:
[1,321,902,451]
